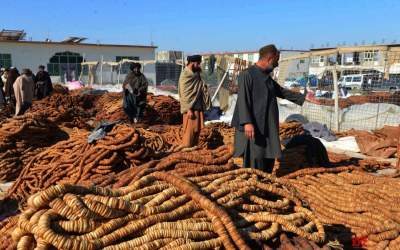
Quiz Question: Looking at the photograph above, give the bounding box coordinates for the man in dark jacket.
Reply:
[231,44,315,172]
[122,63,148,123]
[4,67,19,106]
[34,65,53,99]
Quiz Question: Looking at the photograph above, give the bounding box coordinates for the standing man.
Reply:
[35,65,53,99]
[122,63,148,123]
[0,68,6,107]
[4,67,19,106]
[232,44,315,172]
[13,68,35,116]
[179,55,211,148]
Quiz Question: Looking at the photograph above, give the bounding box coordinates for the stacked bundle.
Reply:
[147,124,226,150]
[286,171,400,249]
[136,128,173,153]
[0,113,68,181]
[94,93,127,122]
[273,146,308,177]
[206,122,235,145]
[52,84,69,95]
[6,124,154,205]
[94,93,182,125]
[0,105,13,123]
[317,91,400,109]
[28,93,98,129]
[12,167,325,249]
[114,145,235,188]
[146,94,181,125]
[279,121,305,141]
[147,125,182,147]
[198,126,225,149]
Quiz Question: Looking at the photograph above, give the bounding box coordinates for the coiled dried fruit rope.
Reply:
[279,121,305,140]
[94,93,182,125]
[113,144,235,188]
[6,124,154,206]
[287,171,400,249]
[13,167,325,249]
[136,128,172,153]
[0,113,68,181]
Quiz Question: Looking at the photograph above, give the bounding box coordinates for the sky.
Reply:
[1,0,400,53]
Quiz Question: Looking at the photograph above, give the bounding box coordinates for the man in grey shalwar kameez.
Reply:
[231,44,313,172]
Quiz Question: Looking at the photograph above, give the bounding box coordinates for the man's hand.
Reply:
[187,109,195,119]
[305,89,320,104]
[244,123,255,140]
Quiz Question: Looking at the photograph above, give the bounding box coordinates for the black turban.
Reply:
[187,55,202,63]
[129,63,141,71]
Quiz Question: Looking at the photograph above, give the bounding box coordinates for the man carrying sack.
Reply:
[178,55,211,148]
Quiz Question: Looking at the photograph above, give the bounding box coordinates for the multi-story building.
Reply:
[308,44,400,79]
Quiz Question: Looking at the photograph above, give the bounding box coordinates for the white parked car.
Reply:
[338,74,364,89]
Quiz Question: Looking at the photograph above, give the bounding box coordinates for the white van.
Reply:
[338,74,364,89]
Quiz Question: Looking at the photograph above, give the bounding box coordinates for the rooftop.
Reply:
[0,38,157,49]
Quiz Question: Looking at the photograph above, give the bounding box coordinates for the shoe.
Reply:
[133,118,138,123]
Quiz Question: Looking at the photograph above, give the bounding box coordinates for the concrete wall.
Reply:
[0,41,156,83]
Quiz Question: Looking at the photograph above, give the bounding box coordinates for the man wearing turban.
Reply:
[178,55,211,147]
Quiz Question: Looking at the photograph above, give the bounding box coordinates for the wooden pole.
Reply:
[211,63,231,102]
[332,67,340,131]
[100,55,104,86]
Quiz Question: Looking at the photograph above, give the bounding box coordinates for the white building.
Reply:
[0,32,157,84]
[200,49,309,84]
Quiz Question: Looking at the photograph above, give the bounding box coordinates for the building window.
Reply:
[311,56,324,64]
[299,59,305,64]
[363,50,378,62]
[237,54,243,60]
[0,53,12,68]
[47,51,83,81]
[116,56,140,74]
[248,54,254,62]
[327,54,336,65]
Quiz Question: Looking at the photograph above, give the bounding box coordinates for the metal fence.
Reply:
[278,49,400,131]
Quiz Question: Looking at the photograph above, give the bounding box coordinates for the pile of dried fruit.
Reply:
[113,145,235,188]
[146,124,226,150]
[206,122,235,145]
[336,126,399,158]
[0,113,68,181]
[28,93,98,129]
[0,105,13,123]
[94,93,182,125]
[146,94,181,125]
[6,124,154,205]
[94,92,127,122]
[279,121,305,140]
[273,146,308,177]
[12,166,325,249]
[284,171,400,249]
[317,91,400,109]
